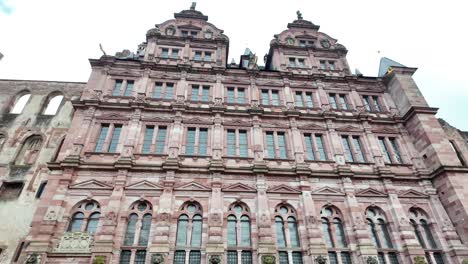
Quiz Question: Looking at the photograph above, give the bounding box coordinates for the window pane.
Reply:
[363,96,371,111]
[239,131,248,157]
[342,136,354,162]
[162,48,169,58]
[194,51,202,61]
[304,134,315,160]
[189,251,201,264]
[227,130,236,157]
[155,127,167,154]
[328,252,338,264]
[316,135,326,160]
[388,253,399,264]
[411,220,426,248]
[135,250,146,264]
[433,253,445,264]
[352,136,365,162]
[372,96,382,112]
[322,218,334,248]
[379,138,391,163]
[165,83,174,99]
[279,251,289,264]
[241,251,252,264]
[389,138,402,163]
[421,220,437,249]
[271,90,280,106]
[191,215,202,247]
[261,90,270,105]
[124,80,134,96]
[202,87,210,102]
[108,125,122,153]
[198,128,208,155]
[43,95,63,115]
[153,83,163,98]
[176,216,188,246]
[174,251,186,264]
[95,125,109,152]
[237,88,245,104]
[35,181,47,199]
[340,252,352,264]
[277,132,287,159]
[227,251,237,264]
[227,215,237,246]
[241,216,251,246]
[86,212,100,233]
[334,218,347,247]
[138,214,152,246]
[320,61,327,70]
[305,93,314,107]
[191,86,199,101]
[328,61,336,70]
[275,217,287,247]
[113,80,123,96]
[69,212,84,232]
[124,214,138,246]
[329,94,337,109]
[142,126,154,154]
[292,252,303,264]
[266,132,275,159]
[204,52,211,61]
[367,220,380,248]
[379,220,393,248]
[295,92,304,107]
[378,253,386,264]
[227,88,235,104]
[339,95,348,110]
[10,94,31,114]
[119,250,131,264]
[288,217,300,247]
[186,128,196,155]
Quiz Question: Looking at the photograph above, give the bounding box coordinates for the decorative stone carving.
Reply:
[315,256,327,264]
[365,256,378,264]
[151,253,165,264]
[93,255,106,264]
[261,255,276,264]
[209,255,222,264]
[414,256,427,264]
[104,211,117,225]
[43,206,61,221]
[54,232,93,253]
[24,254,41,264]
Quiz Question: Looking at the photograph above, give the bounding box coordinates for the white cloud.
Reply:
[0,0,467,129]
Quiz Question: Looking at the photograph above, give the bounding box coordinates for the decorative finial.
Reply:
[190,2,196,10]
[296,10,303,20]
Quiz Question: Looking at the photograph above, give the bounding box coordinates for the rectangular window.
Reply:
[171,49,179,59]
[191,85,210,102]
[352,136,365,162]
[194,51,202,61]
[227,129,248,157]
[201,86,210,102]
[261,89,281,106]
[362,96,372,111]
[304,133,327,161]
[433,253,445,264]
[320,60,327,70]
[304,134,315,160]
[204,52,212,61]
[227,130,236,156]
[123,80,134,97]
[298,58,305,67]
[227,251,237,264]
[113,79,123,96]
[362,95,383,112]
[372,96,382,112]
[316,135,326,160]
[226,87,247,104]
[108,125,122,153]
[277,132,287,159]
[261,90,270,105]
[339,94,348,110]
[299,40,307,47]
[271,90,280,106]
[328,61,336,70]
[155,127,167,154]
[227,87,235,104]
[185,128,208,155]
[237,88,245,104]
[292,252,303,264]
[295,91,314,108]
[134,250,147,264]
[142,126,168,154]
[329,94,338,109]
[328,252,338,264]
[389,137,402,163]
[295,92,304,107]
[182,31,189,37]
[35,181,47,199]
[379,137,392,163]
[189,251,201,264]
[266,132,275,159]
[342,135,365,163]
[378,253,386,264]
[165,83,174,99]
[242,251,252,264]
[289,57,296,67]
[190,31,198,37]
[174,251,186,264]
[153,82,175,99]
[329,93,350,110]
[342,136,354,162]
[265,131,288,159]
[142,126,154,154]
[388,253,400,264]
[162,48,169,58]
[191,85,200,101]
[279,252,289,264]
[95,124,110,152]
[153,83,163,98]
[340,252,352,264]
[379,137,402,164]
[119,250,131,264]
[0,182,24,200]
[239,130,248,157]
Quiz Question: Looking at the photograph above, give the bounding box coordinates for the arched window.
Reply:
[120,200,153,264]
[275,204,302,264]
[174,201,203,264]
[366,207,398,263]
[42,94,64,115]
[10,93,31,114]
[15,135,43,165]
[409,208,444,263]
[320,206,350,264]
[226,202,252,264]
[68,200,100,233]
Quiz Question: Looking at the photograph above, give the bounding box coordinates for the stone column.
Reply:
[256,174,276,262]
[289,117,305,164]
[206,173,224,261]
[325,119,345,165]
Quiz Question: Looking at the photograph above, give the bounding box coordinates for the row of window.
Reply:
[94,123,403,164]
[159,48,213,62]
[8,92,64,115]
[67,199,446,264]
[110,80,386,112]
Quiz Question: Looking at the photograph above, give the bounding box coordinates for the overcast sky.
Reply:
[1,0,467,130]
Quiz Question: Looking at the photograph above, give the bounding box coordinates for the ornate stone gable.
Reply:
[297,123,326,131]
[267,184,301,194]
[312,186,345,196]
[335,124,364,133]
[222,119,252,127]
[174,181,212,192]
[371,126,400,134]
[69,179,114,190]
[355,188,388,197]
[125,180,164,191]
[95,113,131,121]
[182,117,213,125]
[398,189,429,199]
[222,182,257,193]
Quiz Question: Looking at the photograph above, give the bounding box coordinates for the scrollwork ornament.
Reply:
[365,256,378,264]
[209,255,222,264]
[414,256,427,264]
[315,255,327,264]
[151,253,165,264]
[261,255,276,264]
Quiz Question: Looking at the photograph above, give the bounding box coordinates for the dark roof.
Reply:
[378,57,406,77]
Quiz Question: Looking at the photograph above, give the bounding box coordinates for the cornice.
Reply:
[402,106,439,123]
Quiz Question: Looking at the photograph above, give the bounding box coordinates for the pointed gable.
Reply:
[222,183,257,193]
[335,125,363,133]
[69,179,114,190]
[312,186,345,196]
[267,184,301,194]
[399,189,429,199]
[298,123,326,131]
[174,181,211,192]
[125,180,164,191]
[356,188,388,197]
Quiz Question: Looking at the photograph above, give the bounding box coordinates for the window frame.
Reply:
[377,136,404,164]
[320,206,350,263]
[192,50,214,62]
[340,134,368,163]
[93,123,124,153]
[68,200,101,234]
[110,78,136,97]
[189,84,212,103]
[274,204,303,264]
[151,81,176,100]
[264,130,291,160]
[260,88,283,106]
[302,132,329,161]
[225,86,249,105]
[328,93,352,111]
[361,94,385,113]
[183,126,211,156]
[139,124,170,155]
[224,128,250,158]
[293,90,316,109]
